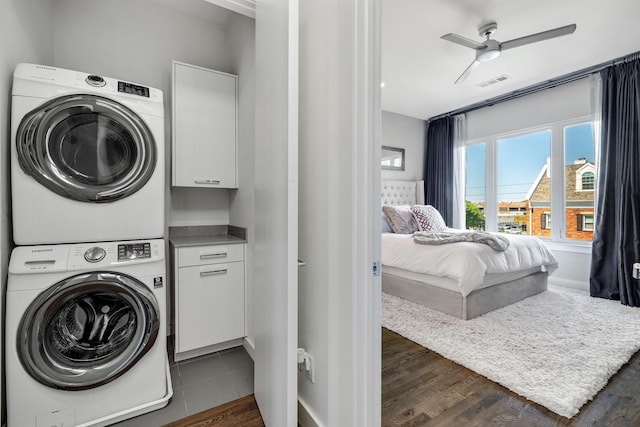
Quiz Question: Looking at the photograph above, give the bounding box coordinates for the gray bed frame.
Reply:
[382,270,548,320]
[381,180,549,320]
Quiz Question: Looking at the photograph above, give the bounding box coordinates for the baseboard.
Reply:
[298,398,323,427]
[174,338,243,362]
[242,337,255,361]
[548,277,589,292]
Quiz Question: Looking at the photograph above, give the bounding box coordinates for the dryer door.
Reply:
[16,94,156,203]
[17,272,160,390]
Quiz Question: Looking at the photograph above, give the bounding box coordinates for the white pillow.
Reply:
[381,210,393,233]
[382,205,419,234]
[411,205,447,232]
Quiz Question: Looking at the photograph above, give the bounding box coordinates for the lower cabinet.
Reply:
[173,243,245,360]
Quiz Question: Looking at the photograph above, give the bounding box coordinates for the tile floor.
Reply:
[110,339,254,426]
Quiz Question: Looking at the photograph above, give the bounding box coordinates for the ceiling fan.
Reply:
[441,22,577,84]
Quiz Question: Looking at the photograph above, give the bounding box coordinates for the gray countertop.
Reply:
[169,225,247,248]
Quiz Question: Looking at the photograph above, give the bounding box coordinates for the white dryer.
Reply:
[11,63,165,245]
[5,239,171,427]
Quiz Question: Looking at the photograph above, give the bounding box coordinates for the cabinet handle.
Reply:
[200,269,227,276]
[200,252,227,259]
[194,178,220,185]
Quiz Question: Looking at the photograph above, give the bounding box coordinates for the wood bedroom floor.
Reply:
[382,327,640,426]
[162,394,264,427]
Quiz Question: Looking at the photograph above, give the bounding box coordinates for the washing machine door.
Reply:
[17,272,160,390]
[16,94,156,203]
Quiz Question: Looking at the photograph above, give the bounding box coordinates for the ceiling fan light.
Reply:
[477,49,501,62]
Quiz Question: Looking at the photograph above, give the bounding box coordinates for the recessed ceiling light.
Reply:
[380,82,386,88]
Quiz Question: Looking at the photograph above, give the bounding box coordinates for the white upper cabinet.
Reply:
[172,61,238,188]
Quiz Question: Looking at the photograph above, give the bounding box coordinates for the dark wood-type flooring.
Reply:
[162,394,264,427]
[163,327,639,426]
[382,327,640,426]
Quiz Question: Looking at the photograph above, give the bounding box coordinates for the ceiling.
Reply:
[381,0,640,120]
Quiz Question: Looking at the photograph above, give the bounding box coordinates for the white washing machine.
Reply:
[5,239,171,427]
[11,63,165,245]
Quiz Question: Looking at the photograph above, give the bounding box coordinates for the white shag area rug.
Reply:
[382,286,640,418]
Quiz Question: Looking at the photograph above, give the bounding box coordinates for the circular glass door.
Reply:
[17,272,160,390]
[16,94,156,203]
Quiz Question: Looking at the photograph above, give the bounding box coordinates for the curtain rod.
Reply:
[427,50,640,123]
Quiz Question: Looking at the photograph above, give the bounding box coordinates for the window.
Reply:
[497,130,550,238]
[564,123,595,241]
[581,172,594,190]
[464,143,485,230]
[463,120,596,243]
[541,213,551,230]
[577,214,594,231]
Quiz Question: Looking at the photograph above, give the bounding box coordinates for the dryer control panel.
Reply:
[118,242,152,261]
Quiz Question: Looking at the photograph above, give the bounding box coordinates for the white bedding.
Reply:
[381,230,558,297]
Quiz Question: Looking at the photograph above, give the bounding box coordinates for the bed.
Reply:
[381,180,558,320]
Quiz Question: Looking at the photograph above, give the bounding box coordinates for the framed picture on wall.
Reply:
[381,146,405,171]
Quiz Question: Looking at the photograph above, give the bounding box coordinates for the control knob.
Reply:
[86,74,106,87]
[84,247,106,263]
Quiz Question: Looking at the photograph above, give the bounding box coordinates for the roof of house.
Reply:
[527,161,595,202]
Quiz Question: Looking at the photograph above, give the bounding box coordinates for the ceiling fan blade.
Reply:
[500,24,576,51]
[455,59,480,84]
[441,33,486,50]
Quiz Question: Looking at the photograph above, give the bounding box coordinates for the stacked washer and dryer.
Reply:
[5,64,172,426]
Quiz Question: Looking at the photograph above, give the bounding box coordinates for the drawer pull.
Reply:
[200,252,227,259]
[194,178,221,185]
[200,269,227,276]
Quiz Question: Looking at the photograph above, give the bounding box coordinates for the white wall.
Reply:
[466,78,592,140]
[253,0,299,424]
[298,0,381,425]
[0,1,54,422]
[298,0,331,419]
[227,13,257,351]
[381,110,424,181]
[546,244,592,290]
[466,78,593,291]
[52,0,236,228]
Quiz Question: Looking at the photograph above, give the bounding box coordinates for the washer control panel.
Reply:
[62,240,163,270]
[118,242,151,261]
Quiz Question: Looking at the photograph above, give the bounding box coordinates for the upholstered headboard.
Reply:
[381,180,424,206]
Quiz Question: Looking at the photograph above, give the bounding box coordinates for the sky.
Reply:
[466,123,595,203]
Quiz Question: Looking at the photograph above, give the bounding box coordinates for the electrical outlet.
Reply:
[297,348,315,383]
[305,353,315,383]
[633,262,640,279]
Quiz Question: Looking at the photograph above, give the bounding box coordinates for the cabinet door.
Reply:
[172,61,238,188]
[176,262,245,353]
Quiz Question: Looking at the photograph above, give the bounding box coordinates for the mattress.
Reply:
[381,231,558,297]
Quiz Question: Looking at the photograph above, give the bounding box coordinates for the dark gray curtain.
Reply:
[424,117,454,226]
[590,58,640,306]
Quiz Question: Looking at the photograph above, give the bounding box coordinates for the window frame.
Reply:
[580,171,595,191]
[541,212,551,230]
[462,115,595,246]
[577,213,594,232]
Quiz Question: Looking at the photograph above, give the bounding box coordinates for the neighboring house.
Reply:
[526,158,595,240]
[497,201,528,231]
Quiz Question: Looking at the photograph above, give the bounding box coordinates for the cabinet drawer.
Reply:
[176,262,245,353]
[178,244,244,267]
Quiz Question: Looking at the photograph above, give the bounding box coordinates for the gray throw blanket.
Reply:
[413,230,510,251]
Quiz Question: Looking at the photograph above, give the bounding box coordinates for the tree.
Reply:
[465,201,485,230]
